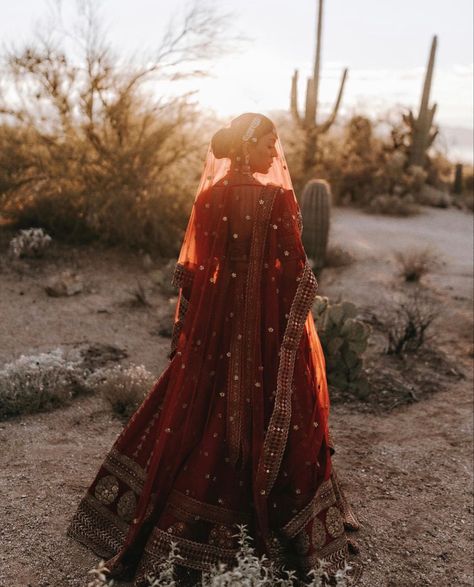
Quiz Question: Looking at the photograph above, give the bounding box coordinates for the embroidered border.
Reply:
[66,492,128,560]
[169,291,190,359]
[281,477,336,539]
[103,447,147,495]
[226,185,279,468]
[167,489,252,526]
[256,258,319,496]
[136,527,238,575]
[172,262,194,289]
[330,467,361,531]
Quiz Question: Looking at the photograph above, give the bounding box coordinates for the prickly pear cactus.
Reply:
[312,296,371,398]
[300,179,331,276]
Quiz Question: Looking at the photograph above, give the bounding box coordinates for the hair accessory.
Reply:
[242,116,261,142]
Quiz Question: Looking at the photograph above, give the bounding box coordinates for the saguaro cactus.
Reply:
[299,179,331,277]
[290,0,348,171]
[404,35,439,167]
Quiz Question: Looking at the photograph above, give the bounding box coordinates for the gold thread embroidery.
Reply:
[256,259,318,497]
[167,489,251,526]
[94,475,119,505]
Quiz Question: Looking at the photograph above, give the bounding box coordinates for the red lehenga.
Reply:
[67,123,362,585]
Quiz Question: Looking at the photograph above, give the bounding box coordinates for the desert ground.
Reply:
[0,205,472,587]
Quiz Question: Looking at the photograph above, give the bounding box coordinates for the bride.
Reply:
[67,112,362,586]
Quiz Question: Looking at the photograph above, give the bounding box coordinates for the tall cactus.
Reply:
[404,35,439,167]
[290,0,348,171]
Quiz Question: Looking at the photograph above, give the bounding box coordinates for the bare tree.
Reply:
[0,1,237,251]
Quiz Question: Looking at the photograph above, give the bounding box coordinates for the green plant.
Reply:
[313,297,371,398]
[300,180,331,275]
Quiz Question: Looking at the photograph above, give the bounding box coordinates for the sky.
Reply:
[2,0,473,161]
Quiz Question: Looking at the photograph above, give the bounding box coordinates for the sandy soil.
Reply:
[0,205,472,587]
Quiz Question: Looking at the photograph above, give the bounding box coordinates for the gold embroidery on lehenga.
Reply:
[227,185,279,468]
[208,524,235,549]
[67,492,129,559]
[67,449,147,560]
[311,517,327,549]
[167,489,251,526]
[281,477,335,539]
[103,447,146,495]
[94,475,119,504]
[172,262,194,289]
[256,259,318,497]
[137,526,238,574]
[325,505,345,538]
[117,490,138,522]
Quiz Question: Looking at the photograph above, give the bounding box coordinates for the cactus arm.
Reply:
[290,69,301,125]
[304,78,315,128]
[316,67,348,134]
[418,35,437,119]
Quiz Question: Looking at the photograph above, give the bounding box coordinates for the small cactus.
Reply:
[300,179,331,277]
[313,297,371,398]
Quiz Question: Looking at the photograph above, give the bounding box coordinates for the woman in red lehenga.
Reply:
[67,113,363,586]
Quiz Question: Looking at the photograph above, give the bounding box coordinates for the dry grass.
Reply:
[86,364,155,419]
[393,246,442,282]
[0,1,233,254]
[385,288,438,356]
[324,244,356,268]
[0,348,89,420]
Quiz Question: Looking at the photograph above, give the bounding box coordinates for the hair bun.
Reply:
[211,127,233,159]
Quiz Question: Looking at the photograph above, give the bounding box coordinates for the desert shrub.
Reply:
[8,227,52,258]
[86,364,155,419]
[324,244,355,268]
[0,348,88,419]
[367,194,420,217]
[88,524,354,586]
[277,109,461,214]
[0,2,232,254]
[385,289,437,355]
[393,246,442,282]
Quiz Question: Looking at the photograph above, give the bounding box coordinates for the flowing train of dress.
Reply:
[66,182,363,585]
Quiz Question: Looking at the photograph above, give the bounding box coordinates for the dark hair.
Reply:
[211,113,275,159]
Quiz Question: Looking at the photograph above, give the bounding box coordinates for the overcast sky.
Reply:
[2,0,473,158]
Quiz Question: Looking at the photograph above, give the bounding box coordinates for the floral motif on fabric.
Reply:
[325,505,345,538]
[94,474,119,505]
[311,517,327,549]
[208,524,235,549]
[117,490,137,522]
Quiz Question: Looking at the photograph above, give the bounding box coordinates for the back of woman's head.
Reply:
[211,113,275,159]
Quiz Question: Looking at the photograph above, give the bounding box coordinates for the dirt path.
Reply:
[0,366,471,586]
[0,206,472,586]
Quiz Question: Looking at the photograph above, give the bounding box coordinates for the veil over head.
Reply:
[176,113,297,276]
[196,112,295,196]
